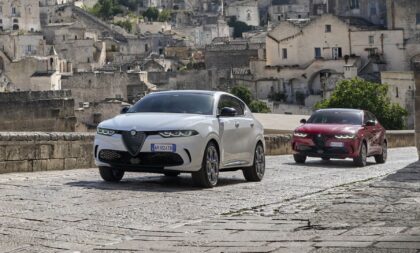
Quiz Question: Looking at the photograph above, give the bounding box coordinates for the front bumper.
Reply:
[292,136,360,158]
[94,133,205,172]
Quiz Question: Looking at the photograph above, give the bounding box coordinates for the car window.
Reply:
[217,95,244,116]
[307,111,362,125]
[128,93,214,115]
[363,111,375,124]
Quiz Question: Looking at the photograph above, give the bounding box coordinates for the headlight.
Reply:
[294,132,308,138]
[97,128,116,136]
[335,134,355,139]
[159,130,199,138]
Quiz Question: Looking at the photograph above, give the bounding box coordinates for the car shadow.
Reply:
[65,174,247,192]
[283,159,377,169]
[382,161,420,183]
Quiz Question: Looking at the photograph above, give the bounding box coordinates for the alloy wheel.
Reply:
[206,145,219,186]
[255,144,265,179]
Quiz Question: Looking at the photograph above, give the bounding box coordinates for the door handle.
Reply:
[235,122,240,128]
[250,123,255,128]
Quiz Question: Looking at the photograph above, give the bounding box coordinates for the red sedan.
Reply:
[292,109,387,167]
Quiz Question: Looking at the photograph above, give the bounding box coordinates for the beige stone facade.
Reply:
[226,0,260,27]
[0,0,41,32]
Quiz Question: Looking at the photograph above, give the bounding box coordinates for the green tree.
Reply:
[158,9,171,22]
[231,85,271,113]
[231,85,252,105]
[88,0,122,19]
[315,78,408,130]
[227,17,252,38]
[143,7,159,21]
[113,20,132,32]
[249,100,271,113]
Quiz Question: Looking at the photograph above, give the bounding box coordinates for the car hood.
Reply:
[295,124,362,135]
[99,113,213,131]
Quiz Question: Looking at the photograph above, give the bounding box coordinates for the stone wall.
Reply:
[0,132,94,174]
[0,130,414,174]
[0,90,76,132]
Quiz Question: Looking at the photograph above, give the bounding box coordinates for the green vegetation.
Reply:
[231,85,271,113]
[143,7,159,21]
[227,17,252,38]
[315,78,408,130]
[87,0,123,19]
[113,20,132,32]
[158,9,172,22]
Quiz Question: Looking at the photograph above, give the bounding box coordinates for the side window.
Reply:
[364,112,375,124]
[217,95,244,116]
[368,112,377,123]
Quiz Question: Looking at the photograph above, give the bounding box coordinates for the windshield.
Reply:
[307,111,362,125]
[128,93,214,115]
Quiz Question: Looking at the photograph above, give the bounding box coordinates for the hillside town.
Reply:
[0,0,418,131]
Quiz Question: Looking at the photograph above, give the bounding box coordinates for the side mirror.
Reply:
[120,106,130,114]
[219,107,237,117]
[300,119,307,124]
[365,120,376,127]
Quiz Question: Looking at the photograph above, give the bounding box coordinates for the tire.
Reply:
[353,142,367,167]
[374,142,387,164]
[294,154,307,164]
[99,166,125,182]
[243,143,265,182]
[192,142,219,188]
[322,157,330,161]
[164,171,181,177]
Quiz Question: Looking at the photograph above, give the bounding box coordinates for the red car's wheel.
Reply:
[375,141,387,164]
[353,142,367,167]
[294,154,307,164]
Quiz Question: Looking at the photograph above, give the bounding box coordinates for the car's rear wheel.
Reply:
[374,141,387,164]
[192,142,219,188]
[353,142,367,167]
[294,154,307,164]
[164,171,180,177]
[243,143,265,182]
[99,166,125,182]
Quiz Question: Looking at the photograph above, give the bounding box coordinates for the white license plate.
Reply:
[330,142,344,148]
[151,144,176,152]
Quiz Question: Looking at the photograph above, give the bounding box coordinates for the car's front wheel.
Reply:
[374,141,387,164]
[192,142,219,188]
[99,166,125,182]
[353,142,367,167]
[294,154,307,164]
[243,143,265,182]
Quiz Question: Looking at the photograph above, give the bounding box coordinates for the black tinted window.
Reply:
[218,95,244,116]
[128,93,214,115]
[307,111,362,125]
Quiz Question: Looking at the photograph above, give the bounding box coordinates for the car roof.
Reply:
[149,90,226,96]
[316,108,364,113]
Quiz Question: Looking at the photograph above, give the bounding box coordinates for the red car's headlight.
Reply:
[294,132,308,138]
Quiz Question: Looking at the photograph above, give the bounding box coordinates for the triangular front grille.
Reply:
[122,131,146,156]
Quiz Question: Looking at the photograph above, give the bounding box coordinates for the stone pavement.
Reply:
[94,162,420,252]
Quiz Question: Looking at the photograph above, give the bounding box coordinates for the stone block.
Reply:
[70,142,82,158]
[4,160,31,173]
[38,144,53,159]
[0,146,5,160]
[32,160,48,172]
[46,159,64,171]
[64,158,78,170]
[0,162,6,173]
[5,145,36,161]
[52,142,71,159]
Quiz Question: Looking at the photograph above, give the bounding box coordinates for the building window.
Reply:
[63,35,65,41]
[369,35,374,44]
[0,19,2,24]
[315,47,321,58]
[277,15,281,21]
[13,19,18,23]
[350,0,359,9]
[325,24,331,32]
[247,11,251,21]
[282,48,287,59]
[12,24,19,30]
[396,87,399,98]
[416,13,420,24]
[27,45,32,53]
[370,7,377,15]
[332,47,342,59]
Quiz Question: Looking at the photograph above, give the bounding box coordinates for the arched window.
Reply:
[0,56,4,72]
[50,58,54,67]
[12,24,19,30]
[13,19,18,23]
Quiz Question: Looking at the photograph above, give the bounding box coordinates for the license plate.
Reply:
[330,142,344,148]
[151,144,176,152]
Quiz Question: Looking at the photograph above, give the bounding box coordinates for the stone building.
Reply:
[250,14,405,107]
[226,0,260,27]
[269,0,311,22]
[0,0,41,32]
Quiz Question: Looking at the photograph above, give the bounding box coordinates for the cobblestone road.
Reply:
[0,147,418,252]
